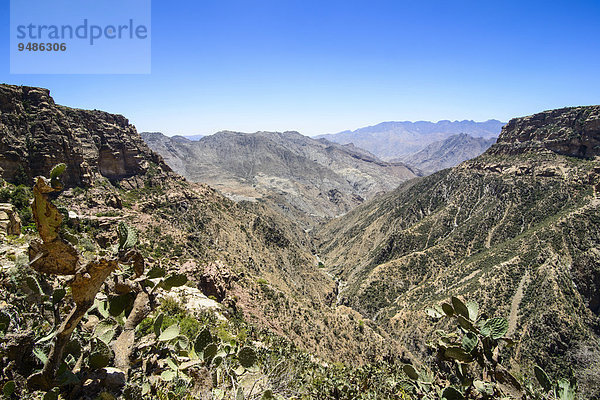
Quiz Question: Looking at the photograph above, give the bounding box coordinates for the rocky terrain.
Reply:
[142,130,419,226]
[396,133,497,174]
[1,84,598,399]
[0,85,171,189]
[317,119,504,160]
[0,85,409,399]
[0,203,20,239]
[316,106,600,397]
[488,106,600,158]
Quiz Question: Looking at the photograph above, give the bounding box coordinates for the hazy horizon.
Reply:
[2,0,599,136]
[145,117,506,139]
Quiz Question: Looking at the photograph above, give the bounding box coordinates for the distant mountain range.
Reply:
[395,133,497,174]
[142,131,419,225]
[184,134,204,141]
[317,119,505,160]
[142,133,204,141]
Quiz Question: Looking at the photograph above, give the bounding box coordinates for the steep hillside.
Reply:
[316,106,600,396]
[142,131,418,225]
[317,119,504,160]
[0,84,405,372]
[396,133,497,174]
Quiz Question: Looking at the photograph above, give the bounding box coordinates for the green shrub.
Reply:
[0,187,10,203]
[13,165,30,186]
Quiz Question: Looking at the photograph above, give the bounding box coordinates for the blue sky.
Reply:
[1,0,599,136]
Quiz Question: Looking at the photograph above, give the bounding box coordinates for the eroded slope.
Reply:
[316,106,600,396]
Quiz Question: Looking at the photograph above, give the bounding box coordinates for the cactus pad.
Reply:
[441,303,454,317]
[466,301,479,321]
[403,364,419,381]
[195,328,213,352]
[238,346,257,369]
[451,297,469,320]
[441,386,464,400]
[118,222,138,251]
[534,365,552,392]
[461,332,478,353]
[480,317,508,339]
[204,343,218,362]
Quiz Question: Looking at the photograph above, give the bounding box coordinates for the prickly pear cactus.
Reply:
[195,328,213,353]
[204,343,218,363]
[238,346,257,369]
[32,176,64,243]
[451,296,469,320]
[444,347,474,363]
[534,365,552,392]
[29,166,79,275]
[462,332,478,353]
[49,163,66,180]
[441,302,454,317]
[403,364,419,380]
[118,222,138,251]
[466,301,479,321]
[49,163,66,189]
[481,317,508,339]
[441,386,464,400]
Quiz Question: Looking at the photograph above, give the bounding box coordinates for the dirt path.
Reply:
[485,202,512,249]
[508,271,530,336]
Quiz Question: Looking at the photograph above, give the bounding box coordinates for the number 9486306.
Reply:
[18,43,67,51]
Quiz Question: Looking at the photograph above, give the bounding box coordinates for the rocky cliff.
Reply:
[0,84,172,187]
[489,106,600,158]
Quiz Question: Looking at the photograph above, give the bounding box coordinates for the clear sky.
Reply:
[1,0,599,136]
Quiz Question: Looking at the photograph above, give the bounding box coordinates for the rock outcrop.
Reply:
[489,106,600,158]
[0,84,172,187]
[0,203,21,238]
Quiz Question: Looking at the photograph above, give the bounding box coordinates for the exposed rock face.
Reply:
[489,106,600,158]
[396,133,497,174]
[0,203,21,237]
[0,84,172,187]
[142,130,419,225]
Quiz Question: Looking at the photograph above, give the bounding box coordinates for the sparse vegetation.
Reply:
[0,183,34,230]
[1,93,599,399]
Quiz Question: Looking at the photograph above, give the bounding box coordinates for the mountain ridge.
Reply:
[142,130,419,226]
[315,105,600,397]
[317,119,505,160]
[396,133,497,174]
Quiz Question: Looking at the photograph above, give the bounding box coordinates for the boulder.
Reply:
[0,203,21,238]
